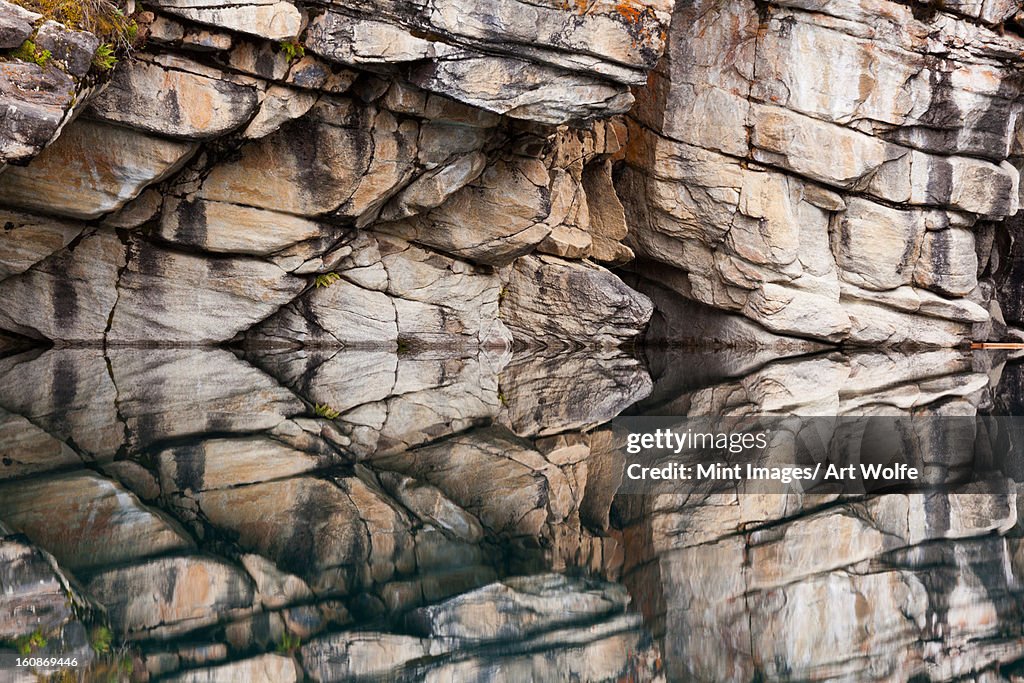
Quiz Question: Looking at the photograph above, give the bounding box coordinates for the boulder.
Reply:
[107,238,306,344]
[33,20,99,78]
[0,472,194,571]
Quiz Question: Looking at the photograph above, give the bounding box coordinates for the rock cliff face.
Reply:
[0,0,669,352]
[4,0,1022,349]
[624,0,1024,347]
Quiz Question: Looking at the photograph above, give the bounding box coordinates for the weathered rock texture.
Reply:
[621,0,1024,347]
[0,0,663,352]
[3,345,1024,682]
[0,345,654,680]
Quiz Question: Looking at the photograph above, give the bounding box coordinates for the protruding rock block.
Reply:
[0,119,197,219]
[500,254,653,348]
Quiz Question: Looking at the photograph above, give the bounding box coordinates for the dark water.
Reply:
[1,345,1023,682]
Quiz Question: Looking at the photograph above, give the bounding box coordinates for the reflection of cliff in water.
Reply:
[1,345,1024,681]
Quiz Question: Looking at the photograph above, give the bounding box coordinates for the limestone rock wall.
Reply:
[0,0,666,350]
[5,0,1024,349]
[622,0,1024,347]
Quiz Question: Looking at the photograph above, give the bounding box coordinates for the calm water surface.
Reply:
[1,345,1023,681]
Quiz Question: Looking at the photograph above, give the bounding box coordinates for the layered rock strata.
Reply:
[622,0,1024,347]
[0,0,665,352]
[3,346,1024,680]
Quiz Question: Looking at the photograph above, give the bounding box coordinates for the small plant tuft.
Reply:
[10,40,51,66]
[90,625,113,654]
[92,42,117,70]
[13,629,47,656]
[314,272,342,288]
[279,39,304,62]
[314,403,341,419]
[276,632,301,654]
[10,0,142,72]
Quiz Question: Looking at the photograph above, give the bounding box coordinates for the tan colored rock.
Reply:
[242,85,317,139]
[501,254,652,347]
[301,632,430,682]
[239,553,314,610]
[0,119,197,220]
[86,556,256,637]
[0,209,84,281]
[377,157,551,266]
[193,475,413,593]
[411,52,634,124]
[0,408,81,480]
[246,233,510,349]
[158,196,330,256]
[108,349,305,454]
[834,198,925,291]
[0,472,194,571]
[0,231,125,342]
[89,56,260,139]
[372,428,557,538]
[155,437,333,494]
[107,239,305,344]
[161,654,300,683]
[498,350,652,437]
[0,348,123,459]
[537,225,593,259]
[306,13,437,64]
[914,228,978,297]
[380,151,488,222]
[155,0,301,40]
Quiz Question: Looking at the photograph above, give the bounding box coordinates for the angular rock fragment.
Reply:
[501,254,652,347]
[89,55,261,139]
[0,119,197,219]
[34,20,99,78]
[0,472,194,571]
[0,0,38,50]
[0,62,80,165]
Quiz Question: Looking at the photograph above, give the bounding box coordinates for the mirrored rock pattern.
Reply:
[2,346,1024,681]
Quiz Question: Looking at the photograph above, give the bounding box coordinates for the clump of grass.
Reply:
[314,403,341,419]
[276,632,301,654]
[10,39,51,66]
[314,272,341,288]
[10,0,142,70]
[279,39,304,62]
[12,628,47,656]
[90,625,113,654]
